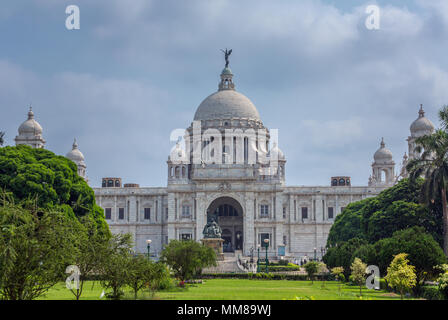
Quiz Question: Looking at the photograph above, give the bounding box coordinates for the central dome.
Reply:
[194,90,261,121]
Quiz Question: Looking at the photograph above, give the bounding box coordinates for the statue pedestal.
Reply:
[201,238,224,261]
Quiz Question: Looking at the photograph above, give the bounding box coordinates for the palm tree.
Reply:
[407,106,448,256]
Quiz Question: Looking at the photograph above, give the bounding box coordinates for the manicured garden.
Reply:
[39,279,405,300]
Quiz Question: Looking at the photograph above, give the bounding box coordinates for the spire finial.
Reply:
[419,104,425,117]
[380,137,385,148]
[73,138,78,149]
[27,104,34,119]
[218,49,235,91]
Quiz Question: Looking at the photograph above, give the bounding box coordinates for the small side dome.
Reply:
[410,105,434,137]
[374,138,393,162]
[269,142,285,160]
[66,139,85,162]
[169,142,187,162]
[18,108,43,135]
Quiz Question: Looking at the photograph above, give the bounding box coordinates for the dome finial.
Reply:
[73,138,78,149]
[218,49,235,91]
[28,104,34,119]
[419,104,425,117]
[380,137,385,148]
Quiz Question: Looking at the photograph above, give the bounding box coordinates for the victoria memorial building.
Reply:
[12,59,436,261]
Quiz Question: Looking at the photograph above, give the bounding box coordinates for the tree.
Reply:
[435,264,448,299]
[160,240,216,281]
[126,254,154,299]
[68,216,110,300]
[99,234,133,300]
[303,261,319,284]
[326,178,443,247]
[318,262,328,288]
[384,253,416,299]
[323,238,368,279]
[331,267,345,293]
[0,195,80,300]
[0,145,109,233]
[407,107,448,255]
[146,262,172,297]
[374,226,445,292]
[350,258,367,296]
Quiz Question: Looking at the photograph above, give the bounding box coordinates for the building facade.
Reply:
[14,64,435,261]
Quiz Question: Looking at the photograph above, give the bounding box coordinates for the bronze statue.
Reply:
[221,48,232,68]
[203,215,222,238]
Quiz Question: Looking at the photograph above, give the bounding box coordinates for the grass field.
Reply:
[39,279,406,300]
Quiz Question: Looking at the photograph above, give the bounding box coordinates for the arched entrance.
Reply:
[206,196,243,253]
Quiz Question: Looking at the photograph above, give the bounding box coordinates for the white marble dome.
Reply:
[410,106,434,137]
[194,90,261,122]
[374,138,393,161]
[66,139,85,162]
[18,109,43,135]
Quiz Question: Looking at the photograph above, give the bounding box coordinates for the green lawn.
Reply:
[39,279,406,300]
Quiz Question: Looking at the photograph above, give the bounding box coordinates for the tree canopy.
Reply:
[160,240,216,281]
[327,178,443,247]
[0,145,108,234]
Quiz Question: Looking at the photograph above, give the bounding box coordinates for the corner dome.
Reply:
[66,139,85,162]
[374,138,393,162]
[269,143,285,160]
[18,109,43,135]
[410,105,434,137]
[194,90,261,121]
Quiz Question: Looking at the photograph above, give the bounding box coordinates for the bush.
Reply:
[278,259,289,266]
[420,286,443,300]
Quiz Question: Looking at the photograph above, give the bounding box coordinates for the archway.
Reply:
[206,196,244,252]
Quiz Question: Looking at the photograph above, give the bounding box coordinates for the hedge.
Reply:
[200,273,335,281]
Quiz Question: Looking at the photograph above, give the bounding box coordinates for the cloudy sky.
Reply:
[1,0,448,187]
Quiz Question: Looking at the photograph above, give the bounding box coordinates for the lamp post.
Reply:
[313,247,317,261]
[257,244,261,272]
[146,239,152,260]
[250,247,254,264]
[236,233,241,250]
[264,238,269,273]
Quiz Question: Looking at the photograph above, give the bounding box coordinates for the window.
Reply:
[260,205,269,217]
[301,207,308,220]
[283,235,287,245]
[282,207,286,219]
[105,208,112,220]
[181,233,192,241]
[259,233,270,247]
[144,208,151,220]
[118,207,125,220]
[182,205,191,217]
[328,207,334,219]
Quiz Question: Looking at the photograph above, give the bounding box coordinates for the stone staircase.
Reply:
[203,252,242,273]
